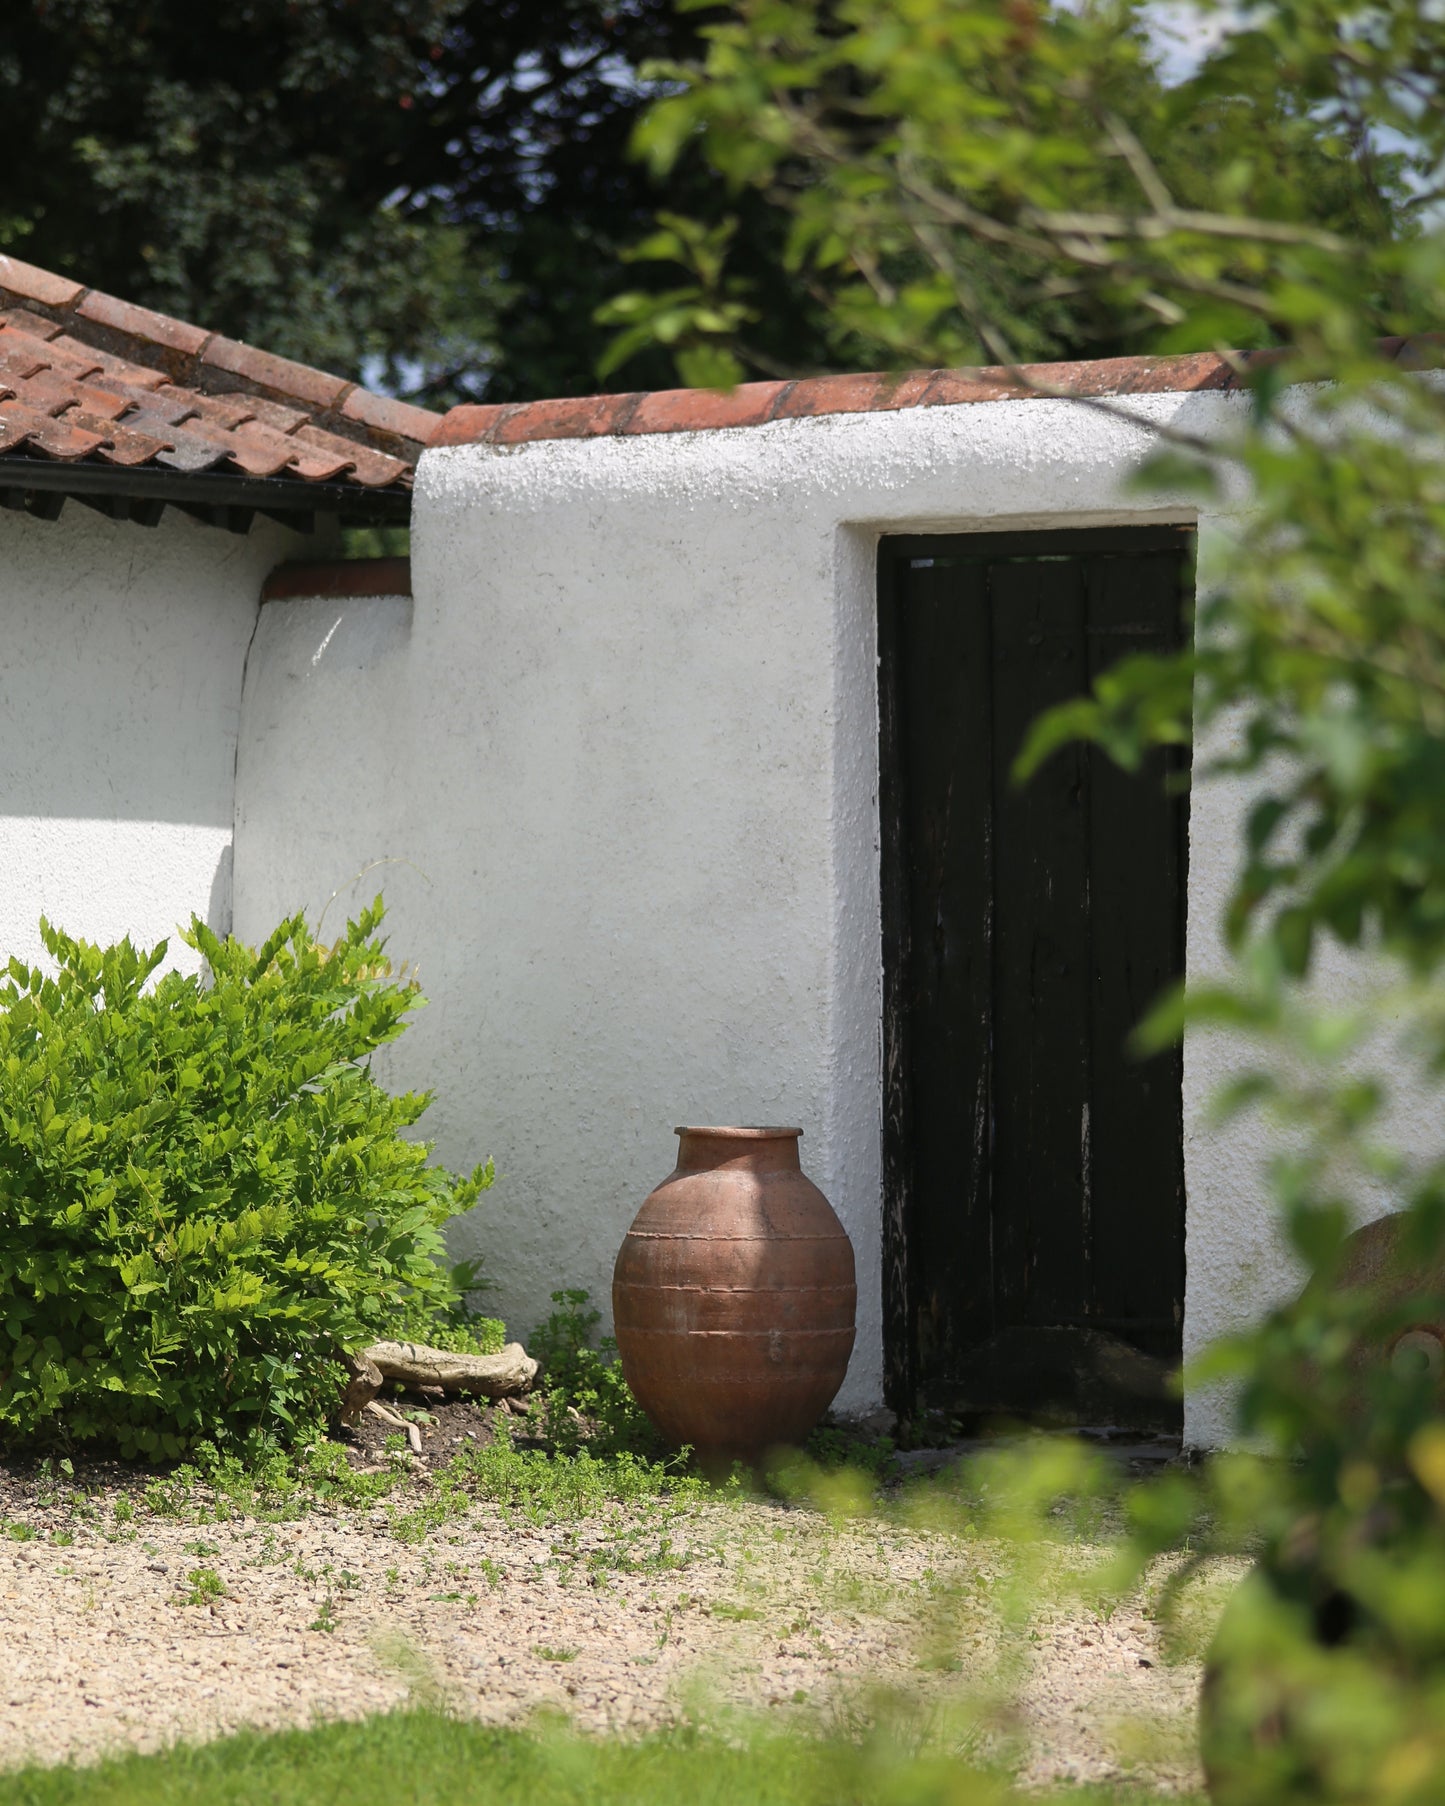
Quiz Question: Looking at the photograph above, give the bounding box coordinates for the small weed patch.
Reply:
[450,1428,710,1526]
[178,1567,225,1607]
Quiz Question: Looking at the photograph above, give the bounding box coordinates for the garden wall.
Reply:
[0,504,301,979]
[224,384,1445,1442]
[233,389,1233,1433]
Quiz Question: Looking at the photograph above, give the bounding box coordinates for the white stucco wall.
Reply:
[227,393,1192,1424]
[0,504,303,978]
[228,390,1442,1443]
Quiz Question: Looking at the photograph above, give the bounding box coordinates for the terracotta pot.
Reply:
[612,1127,856,1462]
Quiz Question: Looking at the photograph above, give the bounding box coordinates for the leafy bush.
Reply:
[383,1259,506,1357]
[530,1289,662,1455]
[0,903,492,1458]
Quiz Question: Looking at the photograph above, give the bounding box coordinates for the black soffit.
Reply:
[0,456,412,534]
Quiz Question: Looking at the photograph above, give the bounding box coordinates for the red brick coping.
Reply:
[433,337,1442,449]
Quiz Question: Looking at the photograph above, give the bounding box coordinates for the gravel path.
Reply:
[0,1474,1223,1792]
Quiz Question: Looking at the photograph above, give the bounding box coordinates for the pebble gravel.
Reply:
[0,1474,1222,1792]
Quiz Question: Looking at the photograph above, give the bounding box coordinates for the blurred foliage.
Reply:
[339,526,412,560]
[1,1704,1200,1805]
[614,3,1445,1799]
[605,0,1419,385]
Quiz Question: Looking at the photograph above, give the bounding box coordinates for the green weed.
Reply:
[529,1289,662,1455]
[450,1422,707,1525]
[179,1566,225,1606]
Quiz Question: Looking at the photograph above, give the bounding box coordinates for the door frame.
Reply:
[877,525,1194,1416]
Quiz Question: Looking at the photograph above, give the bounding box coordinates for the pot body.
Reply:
[613,1127,856,1459]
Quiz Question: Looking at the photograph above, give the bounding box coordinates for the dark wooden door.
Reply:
[879,528,1191,1429]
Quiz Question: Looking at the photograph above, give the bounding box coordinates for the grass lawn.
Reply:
[6,1711,1206,1806]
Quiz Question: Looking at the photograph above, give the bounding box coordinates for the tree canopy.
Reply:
[4,0,1411,403]
[0,0,831,400]
[608,0,1421,386]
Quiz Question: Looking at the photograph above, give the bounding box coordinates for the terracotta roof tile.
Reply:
[194,415,298,479]
[0,256,82,310]
[158,387,249,430]
[62,410,175,467]
[0,340,54,386]
[75,289,210,358]
[100,384,202,427]
[24,334,106,384]
[240,394,312,435]
[486,392,644,444]
[0,402,106,461]
[0,307,65,342]
[340,386,443,446]
[3,369,78,416]
[623,380,790,434]
[241,418,351,482]
[0,260,440,511]
[202,335,351,411]
[769,370,936,418]
[149,433,235,476]
[291,422,409,488]
[428,402,511,443]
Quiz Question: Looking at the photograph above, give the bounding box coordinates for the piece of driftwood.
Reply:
[362,1339,538,1398]
[339,1351,383,1426]
[366,1398,423,1454]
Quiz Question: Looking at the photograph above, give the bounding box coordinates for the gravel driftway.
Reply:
[0,1470,1222,1793]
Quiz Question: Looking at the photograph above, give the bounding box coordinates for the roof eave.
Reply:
[0,455,411,534]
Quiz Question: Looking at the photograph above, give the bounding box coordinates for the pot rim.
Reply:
[673,1125,803,1140]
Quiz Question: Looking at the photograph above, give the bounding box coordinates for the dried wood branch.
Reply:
[365,1398,423,1454]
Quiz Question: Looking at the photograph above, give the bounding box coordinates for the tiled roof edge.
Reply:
[0,255,442,461]
[434,339,1443,450]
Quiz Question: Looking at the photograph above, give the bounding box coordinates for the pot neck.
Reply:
[674,1127,803,1175]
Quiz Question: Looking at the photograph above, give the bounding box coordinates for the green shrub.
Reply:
[530,1289,662,1455]
[383,1259,506,1357]
[0,902,492,1458]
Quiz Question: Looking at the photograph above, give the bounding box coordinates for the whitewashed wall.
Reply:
[225,390,1444,1443]
[233,390,1258,1432]
[5,395,1425,1444]
[0,505,303,979]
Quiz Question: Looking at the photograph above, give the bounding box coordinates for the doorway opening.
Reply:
[879,527,1192,1431]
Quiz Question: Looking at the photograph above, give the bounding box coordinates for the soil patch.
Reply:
[339,1393,509,1475]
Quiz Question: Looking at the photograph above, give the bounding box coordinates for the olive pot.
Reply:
[612,1126,856,1463]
